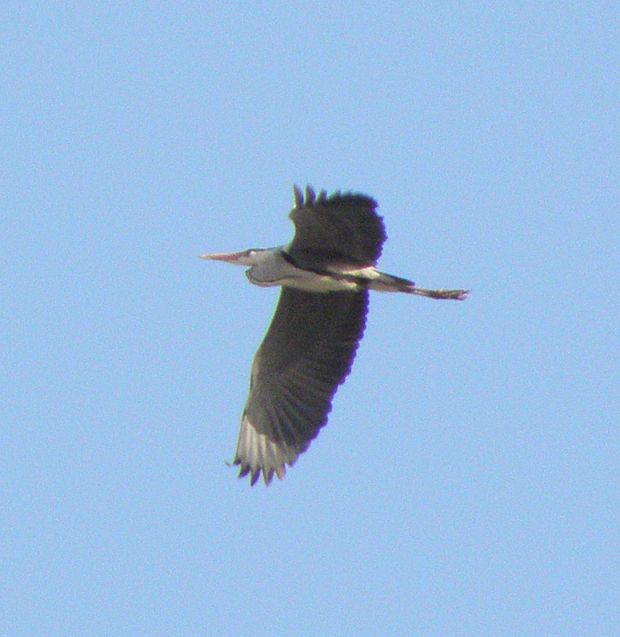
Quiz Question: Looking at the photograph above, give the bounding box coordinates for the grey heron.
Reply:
[201,186,468,485]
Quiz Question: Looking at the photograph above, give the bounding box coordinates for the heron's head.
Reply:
[199,248,268,266]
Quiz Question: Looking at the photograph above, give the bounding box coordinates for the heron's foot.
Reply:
[411,287,470,301]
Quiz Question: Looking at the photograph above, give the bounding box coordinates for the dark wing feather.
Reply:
[287,185,386,268]
[234,288,369,485]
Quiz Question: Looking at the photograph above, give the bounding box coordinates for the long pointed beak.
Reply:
[199,251,245,262]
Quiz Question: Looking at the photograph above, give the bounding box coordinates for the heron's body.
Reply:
[241,247,415,293]
[202,186,468,485]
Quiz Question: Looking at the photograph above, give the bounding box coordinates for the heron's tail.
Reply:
[370,271,469,300]
[368,271,416,293]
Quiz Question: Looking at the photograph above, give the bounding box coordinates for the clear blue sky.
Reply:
[3,3,619,635]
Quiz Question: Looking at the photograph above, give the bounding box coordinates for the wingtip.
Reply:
[234,458,287,487]
[293,184,303,208]
[236,461,261,486]
[293,184,326,209]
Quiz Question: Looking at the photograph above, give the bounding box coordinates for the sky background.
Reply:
[3,3,619,636]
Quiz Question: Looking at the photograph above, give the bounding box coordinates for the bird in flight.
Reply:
[201,186,468,485]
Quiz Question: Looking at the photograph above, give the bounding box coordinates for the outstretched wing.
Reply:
[286,185,387,269]
[234,288,369,485]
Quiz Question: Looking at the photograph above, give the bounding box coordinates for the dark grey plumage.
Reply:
[234,187,382,484]
[237,288,368,485]
[288,186,386,268]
